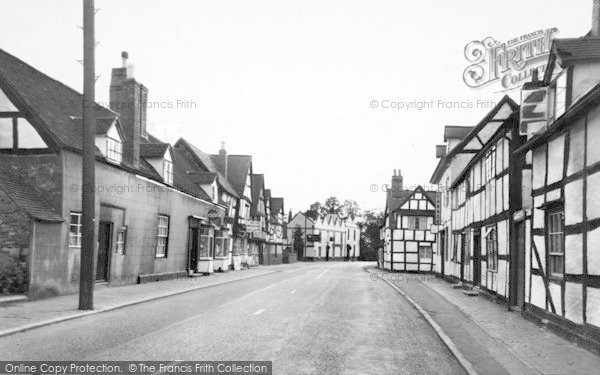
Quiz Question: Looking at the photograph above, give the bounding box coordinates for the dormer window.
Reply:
[106,136,122,163]
[163,159,173,185]
[96,118,124,164]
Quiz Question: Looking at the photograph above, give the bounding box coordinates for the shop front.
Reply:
[188,216,231,275]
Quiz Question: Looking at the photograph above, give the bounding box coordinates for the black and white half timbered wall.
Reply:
[445,96,525,300]
[515,33,600,340]
[383,185,437,272]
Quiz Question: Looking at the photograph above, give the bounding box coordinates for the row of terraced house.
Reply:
[380,4,600,351]
[0,50,292,299]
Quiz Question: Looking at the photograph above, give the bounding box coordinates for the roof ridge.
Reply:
[0,48,118,116]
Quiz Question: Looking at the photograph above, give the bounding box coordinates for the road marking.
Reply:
[290,290,296,294]
[316,268,330,280]
[253,309,266,315]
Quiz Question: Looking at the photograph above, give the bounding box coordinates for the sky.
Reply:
[0,0,592,214]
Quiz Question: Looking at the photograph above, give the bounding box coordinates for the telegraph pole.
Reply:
[79,0,96,310]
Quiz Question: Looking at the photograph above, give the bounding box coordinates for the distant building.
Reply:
[380,170,437,272]
[287,212,360,261]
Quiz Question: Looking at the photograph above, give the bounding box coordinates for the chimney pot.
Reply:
[121,51,129,68]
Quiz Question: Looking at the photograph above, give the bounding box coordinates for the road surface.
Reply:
[0,262,465,374]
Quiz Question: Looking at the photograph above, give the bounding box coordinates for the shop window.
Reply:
[199,227,214,258]
[156,215,169,257]
[547,208,564,277]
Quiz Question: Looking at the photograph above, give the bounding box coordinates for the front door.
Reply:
[514,221,526,308]
[189,227,199,272]
[473,230,482,286]
[97,222,112,282]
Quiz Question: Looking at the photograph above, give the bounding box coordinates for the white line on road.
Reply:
[253,309,266,315]
[316,268,330,280]
[290,290,296,294]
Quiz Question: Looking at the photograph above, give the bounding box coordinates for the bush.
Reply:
[0,256,28,295]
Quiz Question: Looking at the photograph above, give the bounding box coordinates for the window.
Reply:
[116,227,127,254]
[452,234,459,261]
[547,209,564,277]
[486,227,497,272]
[106,137,123,163]
[156,215,169,257]
[213,229,226,257]
[69,212,82,247]
[407,216,424,230]
[199,227,213,258]
[163,160,173,185]
[485,147,496,182]
[463,230,471,262]
[419,245,433,259]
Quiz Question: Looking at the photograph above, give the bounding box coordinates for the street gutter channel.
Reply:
[365,268,478,375]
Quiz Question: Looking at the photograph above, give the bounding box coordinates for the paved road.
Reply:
[0,263,465,375]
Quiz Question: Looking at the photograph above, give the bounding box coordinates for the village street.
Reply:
[0,263,464,375]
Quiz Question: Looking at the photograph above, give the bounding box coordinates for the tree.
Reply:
[293,226,305,258]
[323,196,341,214]
[304,202,323,220]
[359,209,384,261]
[341,199,360,219]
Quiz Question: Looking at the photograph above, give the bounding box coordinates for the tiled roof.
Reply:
[172,148,213,201]
[270,197,284,215]
[0,170,63,222]
[444,126,474,141]
[140,142,169,159]
[386,190,413,212]
[0,48,118,150]
[227,155,252,197]
[174,138,239,198]
[553,37,600,65]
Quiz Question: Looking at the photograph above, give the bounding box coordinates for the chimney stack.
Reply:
[110,51,148,169]
[593,0,600,37]
[436,145,447,158]
[215,141,228,178]
[391,169,404,197]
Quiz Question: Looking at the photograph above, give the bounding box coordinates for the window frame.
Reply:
[69,212,83,248]
[486,226,498,272]
[115,226,127,255]
[163,160,174,185]
[418,245,433,260]
[546,207,565,278]
[105,136,123,163]
[156,215,170,258]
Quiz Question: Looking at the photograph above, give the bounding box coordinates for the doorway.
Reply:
[512,221,526,309]
[473,230,482,286]
[97,222,112,282]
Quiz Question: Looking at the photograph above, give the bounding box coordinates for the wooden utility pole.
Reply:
[79,0,96,310]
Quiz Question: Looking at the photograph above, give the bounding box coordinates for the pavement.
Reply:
[368,267,600,375]
[0,262,464,375]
